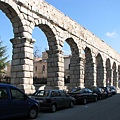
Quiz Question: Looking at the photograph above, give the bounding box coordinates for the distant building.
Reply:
[33,52,71,84]
[33,52,48,79]
[5,63,11,77]
[64,55,71,83]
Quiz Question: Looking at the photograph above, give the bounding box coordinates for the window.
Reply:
[51,91,55,97]
[54,91,60,97]
[83,89,88,93]
[87,89,92,93]
[60,91,66,97]
[51,91,61,97]
[35,66,37,71]
[35,90,49,97]
[0,87,8,100]
[69,64,70,69]
[42,65,45,72]
[10,88,25,100]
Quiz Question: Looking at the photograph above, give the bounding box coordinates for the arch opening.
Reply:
[0,9,14,83]
[118,65,120,88]
[64,38,82,89]
[84,47,94,88]
[32,26,49,86]
[112,62,117,87]
[96,53,104,87]
[106,59,111,86]
[63,40,71,84]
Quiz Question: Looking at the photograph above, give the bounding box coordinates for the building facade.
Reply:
[33,52,71,84]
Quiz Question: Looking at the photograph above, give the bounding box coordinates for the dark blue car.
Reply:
[0,83,39,119]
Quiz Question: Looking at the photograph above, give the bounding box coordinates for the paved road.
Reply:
[9,92,120,120]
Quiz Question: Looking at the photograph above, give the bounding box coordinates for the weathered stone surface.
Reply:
[1,0,120,94]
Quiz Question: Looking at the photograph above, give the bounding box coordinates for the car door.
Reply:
[51,91,62,108]
[9,87,30,116]
[0,87,12,119]
[87,88,96,101]
[59,91,69,107]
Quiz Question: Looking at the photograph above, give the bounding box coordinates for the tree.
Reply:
[0,40,9,77]
[34,46,42,58]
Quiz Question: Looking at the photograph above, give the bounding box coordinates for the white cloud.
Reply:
[105,31,117,38]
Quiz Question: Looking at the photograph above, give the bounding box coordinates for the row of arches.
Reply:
[84,47,119,88]
[0,0,120,94]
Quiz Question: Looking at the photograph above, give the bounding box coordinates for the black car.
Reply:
[0,83,39,120]
[109,86,117,95]
[68,88,98,104]
[91,87,107,100]
[100,86,112,97]
[30,90,76,112]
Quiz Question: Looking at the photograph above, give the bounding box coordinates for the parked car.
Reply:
[68,88,98,104]
[100,86,112,97]
[30,89,76,112]
[109,86,117,95]
[91,87,107,100]
[0,83,39,120]
[70,87,81,93]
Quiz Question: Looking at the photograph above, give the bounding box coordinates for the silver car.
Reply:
[30,90,75,112]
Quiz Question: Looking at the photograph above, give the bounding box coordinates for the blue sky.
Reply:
[0,0,120,60]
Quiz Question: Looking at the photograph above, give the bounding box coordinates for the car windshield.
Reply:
[33,90,49,97]
[71,87,81,93]
[72,89,85,94]
[110,86,115,90]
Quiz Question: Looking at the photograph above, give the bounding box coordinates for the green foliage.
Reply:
[0,40,9,74]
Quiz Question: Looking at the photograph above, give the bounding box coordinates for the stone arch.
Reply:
[32,23,57,85]
[118,65,120,88]
[84,47,94,88]
[0,1,23,37]
[36,24,56,51]
[112,62,117,87]
[33,23,65,89]
[65,38,83,89]
[0,1,37,93]
[96,53,104,87]
[65,38,79,56]
[106,58,111,86]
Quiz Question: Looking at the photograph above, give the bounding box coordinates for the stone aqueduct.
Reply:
[1,0,120,94]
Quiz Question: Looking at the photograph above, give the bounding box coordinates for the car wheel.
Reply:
[51,104,57,112]
[94,97,97,102]
[83,98,87,105]
[69,101,74,108]
[28,107,38,119]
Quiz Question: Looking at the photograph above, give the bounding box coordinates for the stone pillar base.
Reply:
[16,84,35,95]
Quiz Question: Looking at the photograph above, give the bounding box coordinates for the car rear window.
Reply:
[33,90,49,97]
